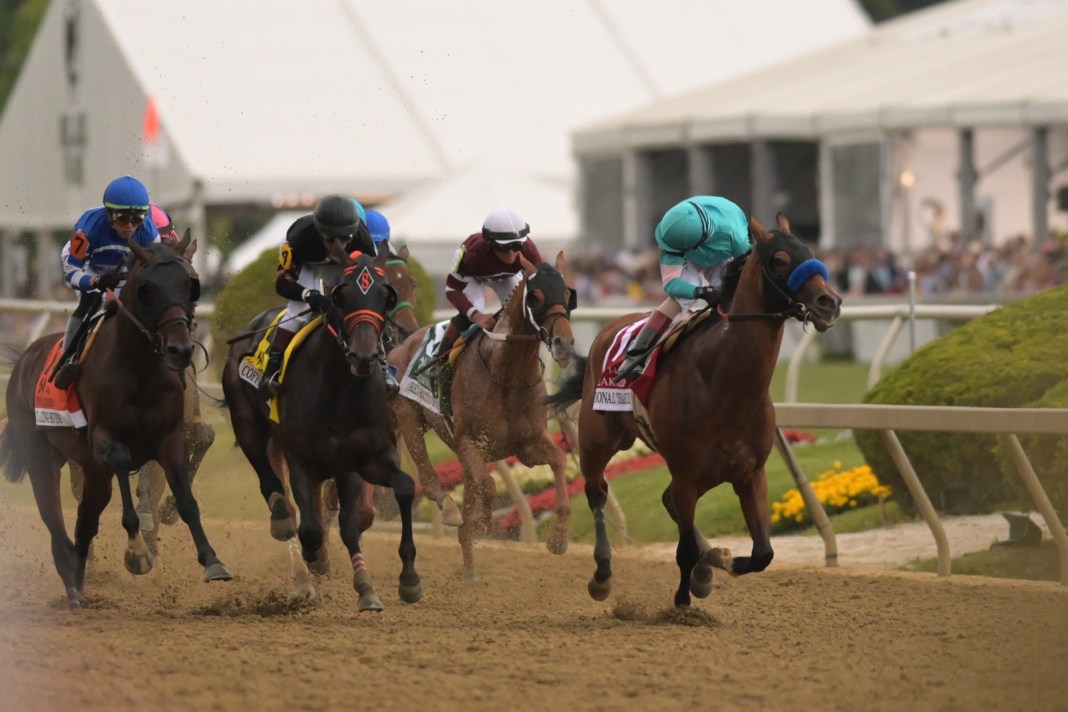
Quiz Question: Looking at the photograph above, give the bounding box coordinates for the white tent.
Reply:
[0,0,871,293]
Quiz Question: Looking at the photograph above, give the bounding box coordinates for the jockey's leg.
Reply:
[262,326,296,395]
[434,317,465,361]
[377,336,400,398]
[52,291,102,389]
[614,300,679,381]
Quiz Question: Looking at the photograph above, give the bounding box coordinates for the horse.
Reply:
[0,233,231,610]
[388,252,576,578]
[222,250,421,611]
[545,215,842,608]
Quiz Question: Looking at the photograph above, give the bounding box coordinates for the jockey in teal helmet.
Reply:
[615,196,751,381]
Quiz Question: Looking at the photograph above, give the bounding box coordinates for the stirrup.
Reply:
[52,362,83,390]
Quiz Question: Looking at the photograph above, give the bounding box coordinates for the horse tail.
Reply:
[0,419,27,484]
[544,354,587,416]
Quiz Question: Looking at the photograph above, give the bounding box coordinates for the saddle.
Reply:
[50,308,111,389]
[239,314,325,422]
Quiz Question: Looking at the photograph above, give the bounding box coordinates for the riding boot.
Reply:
[428,321,462,376]
[378,340,400,398]
[52,315,86,389]
[615,311,672,382]
[261,327,296,396]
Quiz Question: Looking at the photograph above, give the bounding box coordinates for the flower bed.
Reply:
[770,461,891,534]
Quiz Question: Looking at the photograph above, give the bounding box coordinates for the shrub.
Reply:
[855,285,1068,515]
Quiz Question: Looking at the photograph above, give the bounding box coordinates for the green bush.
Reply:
[209,244,438,377]
[856,285,1068,515]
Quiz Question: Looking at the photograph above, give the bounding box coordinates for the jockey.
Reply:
[432,207,543,363]
[614,195,751,381]
[53,175,161,388]
[262,194,399,396]
[365,209,390,253]
[150,203,181,245]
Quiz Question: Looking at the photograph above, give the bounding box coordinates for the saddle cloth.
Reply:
[34,340,86,429]
[238,313,324,423]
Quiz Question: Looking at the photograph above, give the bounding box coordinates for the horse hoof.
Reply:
[270,516,297,542]
[66,588,82,611]
[124,549,154,576]
[358,594,384,612]
[588,576,612,602]
[308,559,331,577]
[690,564,714,599]
[158,495,179,526]
[546,536,568,556]
[439,497,463,527]
[203,562,234,582]
[292,584,317,599]
[398,580,423,604]
[703,547,733,573]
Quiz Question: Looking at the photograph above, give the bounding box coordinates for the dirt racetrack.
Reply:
[1,497,1066,712]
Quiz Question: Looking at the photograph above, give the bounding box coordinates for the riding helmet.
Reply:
[103,175,150,211]
[351,198,367,224]
[365,209,390,243]
[481,207,529,245]
[314,194,362,239]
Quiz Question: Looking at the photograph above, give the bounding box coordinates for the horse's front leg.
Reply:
[454,437,495,580]
[731,466,774,575]
[135,461,166,556]
[661,485,725,599]
[578,414,623,602]
[158,433,233,582]
[392,400,462,527]
[332,472,383,612]
[669,482,702,608]
[95,437,154,577]
[72,464,113,592]
[519,429,571,555]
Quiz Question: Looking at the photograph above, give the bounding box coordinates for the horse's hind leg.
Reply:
[96,439,154,576]
[731,467,774,575]
[332,473,383,612]
[135,461,167,556]
[661,486,726,599]
[27,458,81,609]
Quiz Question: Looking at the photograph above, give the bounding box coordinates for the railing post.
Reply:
[1002,434,1068,586]
[775,428,837,566]
[881,429,951,576]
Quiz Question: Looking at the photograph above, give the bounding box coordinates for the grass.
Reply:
[904,541,1062,582]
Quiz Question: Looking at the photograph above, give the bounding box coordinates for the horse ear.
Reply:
[176,228,193,255]
[554,250,567,276]
[186,238,199,258]
[749,214,770,245]
[397,244,410,261]
[519,254,536,276]
[127,237,152,264]
[776,212,792,234]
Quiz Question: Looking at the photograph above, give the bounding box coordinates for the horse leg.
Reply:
[455,437,492,580]
[27,458,80,609]
[579,418,625,602]
[669,483,701,608]
[135,461,166,556]
[307,482,331,576]
[332,473,382,612]
[660,486,725,599]
[71,467,113,593]
[157,435,233,582]
[265,437,297,540]
[352,476,376,533]
[731,467,774,575]
[232,406,294,540]
[393,400,462,526]
[159,385,215,527]
[519,430,571,555]
[96,439,154,576]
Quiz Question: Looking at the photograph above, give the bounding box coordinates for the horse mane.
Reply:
[717,250,749,309]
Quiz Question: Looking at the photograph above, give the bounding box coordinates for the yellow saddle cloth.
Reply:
[240,312,324,422]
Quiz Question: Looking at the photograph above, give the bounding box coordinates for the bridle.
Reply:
[113,258,197,363]
[724,235,829,327]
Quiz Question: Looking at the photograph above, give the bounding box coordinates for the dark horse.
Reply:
[0,234,231,610]
[222,250,421,611]
[546,215,841,607]
[389,253,576,578]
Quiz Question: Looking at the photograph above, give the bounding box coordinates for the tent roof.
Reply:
[0,0,870,228]
[574,0,1068,153]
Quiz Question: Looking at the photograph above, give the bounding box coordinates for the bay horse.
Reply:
[222,250,421,611]
[388,252,576,578]
[0,233,231,610]
[546,215,841,607]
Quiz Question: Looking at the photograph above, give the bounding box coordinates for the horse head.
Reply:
[381,245,420,346]
[740,214,842,332]
[123,231,200,371]
[517,251,577,368]
[327,251,396,377]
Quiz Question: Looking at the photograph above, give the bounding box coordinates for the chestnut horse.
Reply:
[389,252,576,578]
[222,251,421,611]
[546,215,841,608]
[0,234,231,610]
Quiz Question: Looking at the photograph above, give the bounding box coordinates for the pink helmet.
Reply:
[151,204,179,244]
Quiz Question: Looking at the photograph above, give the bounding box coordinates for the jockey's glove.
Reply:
[93,272,122,291]
[692,285,720,307]
[302,289,329,313]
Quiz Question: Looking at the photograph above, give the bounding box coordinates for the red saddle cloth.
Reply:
[34,341,86,429]
[600,319,664,408]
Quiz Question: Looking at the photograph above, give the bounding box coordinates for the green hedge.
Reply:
[855,285,1068,515]
[209,244,437,378]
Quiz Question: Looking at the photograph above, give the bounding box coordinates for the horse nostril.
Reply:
[816,293,841,315]
[167,343,194,361]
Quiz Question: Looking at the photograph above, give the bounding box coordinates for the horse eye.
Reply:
[770,253,791,275]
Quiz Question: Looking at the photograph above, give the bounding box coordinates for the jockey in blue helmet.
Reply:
[53,175,161,388]
[365,209,390,252]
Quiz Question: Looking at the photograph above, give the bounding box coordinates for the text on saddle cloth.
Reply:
[238,313,324,423]
[34,341,86,429]
[398,321,449,416]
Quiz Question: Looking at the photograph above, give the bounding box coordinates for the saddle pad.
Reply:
[34,341,86,429]
[398,322,448,416]
[238,313,324,423]
[595,318,666,411]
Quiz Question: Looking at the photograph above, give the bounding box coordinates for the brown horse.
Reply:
[0,234,231,610]
[546,215,841,607]
[223,250,421,611]
[388,252,576,578]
